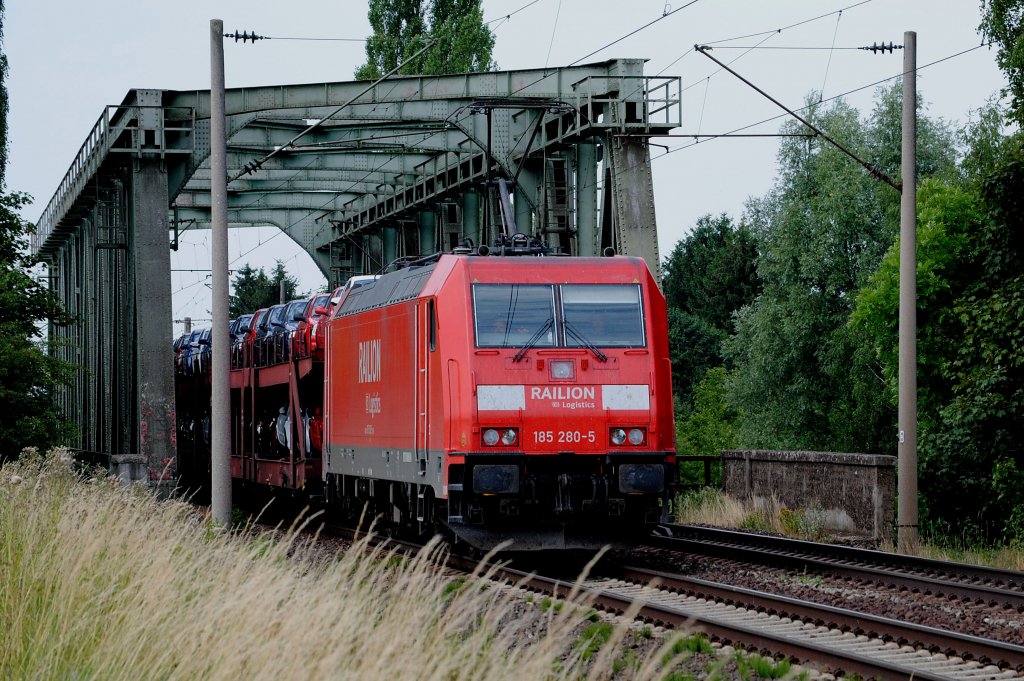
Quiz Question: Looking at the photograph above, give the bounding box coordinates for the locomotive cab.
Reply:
[442,257,676,549]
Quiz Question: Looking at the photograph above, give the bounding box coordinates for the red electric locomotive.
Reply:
[175,240,676,551]
[322,245,676,550]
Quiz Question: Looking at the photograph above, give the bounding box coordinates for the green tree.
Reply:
[666,308,725,408]
[980,0,1024,125]
[726,87,957,454]
[676,367,738,487]
[0,193,76,456]
[923,126,1024,541]
[662,213,760,333]
[850,179,982,422]
[677,367,739,459]
[0,2,74,455]
[661,213,759,409]
[355,0,495,80]
[727,98,887,451]
[841,102,1024,541]
[228,261,299,318]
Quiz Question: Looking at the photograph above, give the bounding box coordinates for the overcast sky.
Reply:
[5,1,1007,332]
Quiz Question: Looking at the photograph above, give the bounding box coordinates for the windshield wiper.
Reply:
[512,318,553,363]
[564,322,608,363]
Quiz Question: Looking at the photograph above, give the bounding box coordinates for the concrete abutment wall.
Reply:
[721,450,896,543]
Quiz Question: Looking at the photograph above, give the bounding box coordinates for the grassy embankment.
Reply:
[677,487,1024,570]
[1,449,730,680]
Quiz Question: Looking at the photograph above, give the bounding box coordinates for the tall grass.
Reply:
[1,449,706,680]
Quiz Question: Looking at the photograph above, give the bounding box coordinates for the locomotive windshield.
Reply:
[473,283,645,348]
[474,285,557,348]
[561,285,645,348]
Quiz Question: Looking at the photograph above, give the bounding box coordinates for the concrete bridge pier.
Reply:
[129,158,177,487]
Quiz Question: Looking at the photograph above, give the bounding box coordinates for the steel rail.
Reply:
[619,565,1024,671]
[446,559,972,680]
[651,525,1024,610]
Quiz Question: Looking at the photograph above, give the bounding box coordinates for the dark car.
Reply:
[284,294,327,358]
[255,303,288,364]
[282,297,316,358]
[180,328,202,375]
[192,327,212,374]
[239,307,268,366]
[233,313,254,343]
[173,332,190,374]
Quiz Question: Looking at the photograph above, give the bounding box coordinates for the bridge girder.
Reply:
[35,60,680,275]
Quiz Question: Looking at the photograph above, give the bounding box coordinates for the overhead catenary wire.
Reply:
[564,0,703,68]
[228,38,437,183]
[700,0,875,46]
[695,43,898,190]
[655,41,997,161]
[682,30,780,93]
[484,0,544,26]
[703,45,874,50]
[819,10,845,101]
[676,0,876,96]
[594,40,998,206]
[544,0,563,68]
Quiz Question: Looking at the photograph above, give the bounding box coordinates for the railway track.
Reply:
[273,516,1024,678]
[647,524,1024,612]
[464,557,1024,680]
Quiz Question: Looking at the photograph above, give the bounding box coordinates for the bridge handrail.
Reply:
[33,107,111,256]
[574,75,682,132]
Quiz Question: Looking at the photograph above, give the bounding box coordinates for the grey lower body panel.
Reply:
[324,443,446,495]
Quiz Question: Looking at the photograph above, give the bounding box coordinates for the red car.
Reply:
[305,292,332,359]
[314,276,380,356]
[245,307,269,366]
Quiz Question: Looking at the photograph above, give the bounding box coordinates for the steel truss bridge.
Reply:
[31,59,681,483]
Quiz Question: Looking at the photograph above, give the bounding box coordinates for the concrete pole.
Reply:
[897,30,918,551]
[184,316,192,334]
[279,279,286,304]
[210,19,232,527]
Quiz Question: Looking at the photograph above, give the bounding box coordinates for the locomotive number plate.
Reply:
[533,430,597,444]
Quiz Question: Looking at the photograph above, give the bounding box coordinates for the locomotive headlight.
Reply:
[482,429,500,446]
[627,428,645,445]
[549,360,575,380]
[610,428,627,446]
[500,428,518,445]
